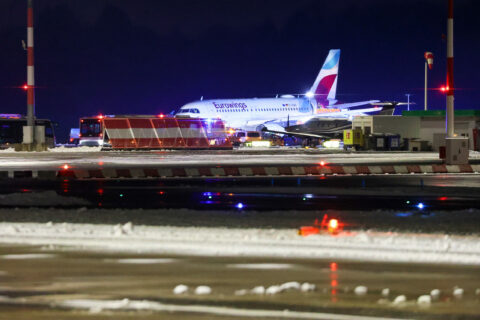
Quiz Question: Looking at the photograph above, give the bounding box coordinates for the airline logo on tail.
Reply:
[309,49,340,105]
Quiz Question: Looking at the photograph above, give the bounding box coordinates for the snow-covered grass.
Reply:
[0,221,480,265]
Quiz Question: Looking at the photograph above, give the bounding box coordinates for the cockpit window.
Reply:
[177,108,200,114]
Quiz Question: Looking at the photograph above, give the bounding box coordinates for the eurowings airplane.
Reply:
[176,49,381,133]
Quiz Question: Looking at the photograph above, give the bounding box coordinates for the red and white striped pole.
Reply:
[26,0,35,128]
[446,0,454,137]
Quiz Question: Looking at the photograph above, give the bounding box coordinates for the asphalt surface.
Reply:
[1,174,480,234]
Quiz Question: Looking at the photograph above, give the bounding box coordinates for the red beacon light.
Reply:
[298,214,344,236]
[97,115,104,119]
[320,161,326,166]
[440,86,449,93]
[22,84,28,90]
[327,219,339,234]
[158,114,165,118]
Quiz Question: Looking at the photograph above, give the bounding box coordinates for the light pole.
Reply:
[424,52,433,111]
[405,93,411,111]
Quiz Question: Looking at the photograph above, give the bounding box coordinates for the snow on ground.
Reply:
[49,146,103,153]
[0,221,479,265]
[50,298,410,320]
[226,263,293,270]
[112,258,176,264]
[0,149,472,171]
[0,253,55,260]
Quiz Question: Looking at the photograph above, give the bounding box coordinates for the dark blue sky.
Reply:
[1,0,479,141]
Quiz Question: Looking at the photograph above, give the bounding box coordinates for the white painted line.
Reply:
[185,168,200,177]
[446,165,461,173]
[158,168,173,177]
[129,168,145,178]
[342,166,357,174]
[265,167,279,175]
[368,166,383,174]
[291,167,305,175]
[393,166,408,174]
[419,165,433,173]
[102,168,117,178]
[238,167,253,176]
[211,168,225,176]
[471,164,480,173]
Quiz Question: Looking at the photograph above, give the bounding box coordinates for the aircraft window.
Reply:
[247,132,260,138]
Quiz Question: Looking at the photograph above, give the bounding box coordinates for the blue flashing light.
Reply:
[304,194,314,199]
[203,192,212,197]
[236,203,244,209]
[416,202,425,210]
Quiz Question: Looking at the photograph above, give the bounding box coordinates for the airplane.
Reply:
[175,49,384,135]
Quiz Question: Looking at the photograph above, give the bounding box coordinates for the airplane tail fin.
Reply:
[309,49,340,105]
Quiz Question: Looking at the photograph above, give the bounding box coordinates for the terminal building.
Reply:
[351,110,480,151]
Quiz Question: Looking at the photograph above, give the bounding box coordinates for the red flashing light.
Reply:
[438,196,448,201]
[62,164,69,170]
[98,115,104,119]
[330,262,337,271]
[158,114,165,118]
[320,161,326,166]
[440,86,449,93]
[22,84,28,90]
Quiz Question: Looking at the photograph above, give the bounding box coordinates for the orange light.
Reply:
[228,128,235,135]
[328,219,339,234]
[98,161,104,166]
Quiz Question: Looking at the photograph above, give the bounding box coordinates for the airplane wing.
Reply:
[261,127,329,139]
[329,100,380,109]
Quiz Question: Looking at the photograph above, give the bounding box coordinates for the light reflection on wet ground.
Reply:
[0,245,479,320]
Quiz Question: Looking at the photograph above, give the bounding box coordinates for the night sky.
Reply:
[1,0,479,142]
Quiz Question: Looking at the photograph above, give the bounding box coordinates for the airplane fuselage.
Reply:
[176,98,342,130]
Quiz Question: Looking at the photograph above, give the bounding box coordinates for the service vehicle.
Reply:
[0,114,56,148]
[78,114,232,150]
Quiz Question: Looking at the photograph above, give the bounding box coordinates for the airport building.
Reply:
[351,110,480,151]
